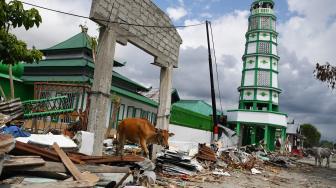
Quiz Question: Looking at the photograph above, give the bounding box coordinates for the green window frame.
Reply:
[118,104,125,121]
[127,106,135,117]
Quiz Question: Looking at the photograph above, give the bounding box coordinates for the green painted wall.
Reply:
[170,105,213,132]
[0,78,34,100]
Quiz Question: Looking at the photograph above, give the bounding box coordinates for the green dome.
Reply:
[252,0,274,6]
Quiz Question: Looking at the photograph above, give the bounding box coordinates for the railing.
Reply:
[22,96,75,119]
[252,8,274,15]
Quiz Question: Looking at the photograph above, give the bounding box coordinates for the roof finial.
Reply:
[79,24,88,33]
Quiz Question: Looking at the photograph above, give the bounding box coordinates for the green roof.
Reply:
[173,100,222,116]
[21,75,90,83]
[252,0,274,6]
[23,59,148,91]
[24,58,95,68]
[111,86,158,107]
[0,73,22,82]
[46,32,92,50]
[112,71,149,91]
[25,58,125,68]
[20,75,157,107]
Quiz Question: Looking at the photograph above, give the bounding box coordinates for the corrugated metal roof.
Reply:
[46,32,92,50]
[172,100,222,116]
[286,124,300,134]
[111,86,158,107]
[24,58,94,68]
[24,59,148,91]
[20,75,157,107]
[21,75,90,83]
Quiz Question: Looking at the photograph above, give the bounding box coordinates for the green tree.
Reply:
[319,140,334,149]
[301,124,321,148]
[0,0,43,99]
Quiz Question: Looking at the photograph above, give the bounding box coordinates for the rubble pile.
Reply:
[220,150,256,170]
[196,144,216,162]
[155,142,303,187]
[156,150,199,176]
[0,102,304,188]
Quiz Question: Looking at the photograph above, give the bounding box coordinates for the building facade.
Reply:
[227,0,287,151]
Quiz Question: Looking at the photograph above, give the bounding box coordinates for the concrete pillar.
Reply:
[250,126,256,145]
[264,125,270,151]
[236,122,242,147]
[281,127,286,152]
[269,127,276,151]
[87,27,117,155]
[152,64,173,159]
[156,65,173,130]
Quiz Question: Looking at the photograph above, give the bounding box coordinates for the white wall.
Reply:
[227,110,287,127]
[168,124,212,151]
[247,42,257,54]
[244,71,255,86]
[272,72,278,88]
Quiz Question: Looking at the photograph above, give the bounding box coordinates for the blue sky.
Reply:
[16,0,336,141]
[153,0,290,23]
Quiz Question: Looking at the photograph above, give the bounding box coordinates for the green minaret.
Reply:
[240,0,279,111]
[227,0,287,151]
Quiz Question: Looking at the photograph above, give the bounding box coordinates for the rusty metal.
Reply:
[81,155,145,164]
[15,141,84,164]
[33,82,91,131]
[196,144,216,162]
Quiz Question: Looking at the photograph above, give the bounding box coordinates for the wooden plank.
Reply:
[0,134,14,154]
[115,171,131,188]
[52,143,99,185]
[52,143,83,181]
[4,161,130,174]
[15,141,84,164]
[10,180,94,188]
[4,156,45,167]
[82,155,144,164]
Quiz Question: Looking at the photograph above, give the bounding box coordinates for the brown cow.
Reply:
[117,118,174,158]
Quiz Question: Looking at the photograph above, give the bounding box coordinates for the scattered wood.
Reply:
[4,155,45,167]
[0,134,15,154]
[10,180,95,188]
[196,144,216,162]
[114,171,131,188]
[53,142,84,181]
[0,98,24,120]
[14,141,84,164]
[4,161,130,174]
[52,143,99,185]
[81,155,145,164]
[0,176,24,185]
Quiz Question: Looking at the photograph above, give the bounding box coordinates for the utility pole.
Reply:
[206,20,218,141]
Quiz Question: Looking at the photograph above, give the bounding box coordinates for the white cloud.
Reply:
[178,10,249,65]
[166,7,188,21]
[278,0,336,64]
[13,0,98,49]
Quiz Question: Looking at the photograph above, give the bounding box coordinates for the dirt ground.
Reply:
[198,158,336,188]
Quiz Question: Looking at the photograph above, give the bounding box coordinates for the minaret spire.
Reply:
[227,0,287,151]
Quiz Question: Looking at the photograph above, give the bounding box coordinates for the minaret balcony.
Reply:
[252,8,274,15]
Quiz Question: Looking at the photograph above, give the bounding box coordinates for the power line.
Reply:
[21,1,205,29]
[209,22,224,113]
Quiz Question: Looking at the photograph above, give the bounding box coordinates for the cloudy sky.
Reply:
[15,0,336,141]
